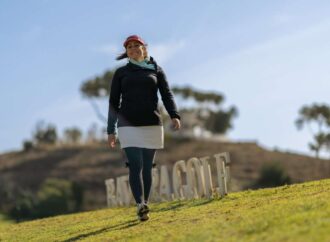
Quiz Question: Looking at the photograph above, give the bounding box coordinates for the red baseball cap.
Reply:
[123,35,146,48]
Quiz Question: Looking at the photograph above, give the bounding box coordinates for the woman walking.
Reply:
[107,35,181,221]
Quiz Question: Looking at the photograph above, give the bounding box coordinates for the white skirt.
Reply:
[118,125,164,149]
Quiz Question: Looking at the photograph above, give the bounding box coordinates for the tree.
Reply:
[172,85,238,134]
[86,123,100,144]
[64,127,82,144]
[80,70,115,122]
[205,107,238,134]
[172,86,224,104]
[33,121,58,145]
[295,103,330,158]
[325,134,330,155]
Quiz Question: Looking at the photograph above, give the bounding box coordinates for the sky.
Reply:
[0,0,330,158]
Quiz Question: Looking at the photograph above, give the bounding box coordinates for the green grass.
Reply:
[1,179,329,242]
[0,213,13,227]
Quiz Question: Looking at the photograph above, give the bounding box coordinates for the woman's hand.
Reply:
[108,134,117,148]
[171,118,181,131]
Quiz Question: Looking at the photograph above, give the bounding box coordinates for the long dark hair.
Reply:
[116,52,128,60]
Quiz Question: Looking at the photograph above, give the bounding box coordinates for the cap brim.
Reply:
[124,39,145,47]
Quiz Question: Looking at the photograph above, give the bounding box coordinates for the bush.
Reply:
[23,140,34,152]
[35,179,73,217]
[253,162,291,189]
[7,178,84,221]
[9,190,36,222]
[64,127,82,144]
[34,121,58,145]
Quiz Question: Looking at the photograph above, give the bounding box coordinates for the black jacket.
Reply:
[107,59,180,135]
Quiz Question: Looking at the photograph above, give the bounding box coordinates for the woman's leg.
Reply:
[123,147,143,204]
[142,148,156,203]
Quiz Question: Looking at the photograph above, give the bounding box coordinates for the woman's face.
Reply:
[126,41,146,61]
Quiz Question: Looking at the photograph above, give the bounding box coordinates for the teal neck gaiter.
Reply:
[129,57,156,70]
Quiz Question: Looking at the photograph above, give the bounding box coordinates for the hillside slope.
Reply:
[0,179,329,242]
[1,140,330,210]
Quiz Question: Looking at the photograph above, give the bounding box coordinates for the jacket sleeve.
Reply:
[157,67,181,120]
[107,69,121,135]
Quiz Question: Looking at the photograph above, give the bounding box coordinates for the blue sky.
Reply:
[1,0,329,157]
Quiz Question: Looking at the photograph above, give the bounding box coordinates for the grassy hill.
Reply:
[0,179,329,242]
[1,140,329,211]
[0,213,13,226]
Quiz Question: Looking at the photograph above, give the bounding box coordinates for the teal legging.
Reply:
[123,147,156,204]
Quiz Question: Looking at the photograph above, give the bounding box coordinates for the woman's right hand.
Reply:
[108,134,117,148]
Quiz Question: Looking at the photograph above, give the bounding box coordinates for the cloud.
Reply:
[92,44,120,56]
[237,19,330,57]
[175,18,330,91]
[148,39,186,64]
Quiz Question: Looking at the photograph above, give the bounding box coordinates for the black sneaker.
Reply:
[137,204,150,221]
[143,204,150,214]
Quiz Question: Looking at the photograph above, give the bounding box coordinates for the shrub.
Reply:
[253,162,291,189]
[34,178,83,218]
[23,140,34,152]
[9,190,36,222]
[34,121,58,145]
[35,179,73,217]
[64,127,82,144]
[7,178,84,221]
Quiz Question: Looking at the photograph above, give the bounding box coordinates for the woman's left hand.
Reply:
[171,118,181,131]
